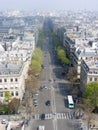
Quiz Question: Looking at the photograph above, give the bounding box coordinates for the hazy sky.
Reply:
[0,0,98,11]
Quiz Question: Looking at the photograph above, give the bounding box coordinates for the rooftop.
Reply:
[0,61,23,76]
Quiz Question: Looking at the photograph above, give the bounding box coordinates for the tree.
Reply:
[30,48,43,75]
[84,82,98,110]
[67,67,76,82]
[57,46,70,65]
[31,60,42,73]
[4,91,12,104]
[8,98,20,114]
[32,48,43,64]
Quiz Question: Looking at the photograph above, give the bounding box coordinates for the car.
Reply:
[32,92,39,97]
[45,100,51,106]
[33,99,38,104]
[33,99,38,103]
[40,86,44,90]
[1,119,7,124]
[44,86,48,89]
[40,85,47,90]
[33,101,38,107]
[33,98,37,101]
[74,97,80,103]
[40,114,45,120]
[37,125,45,130]
[61,72,65,76]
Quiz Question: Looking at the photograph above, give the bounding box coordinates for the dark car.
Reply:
[61,72,65,76]
[45,100,51,106]
[40,114,45,120]
[40,85,45,91]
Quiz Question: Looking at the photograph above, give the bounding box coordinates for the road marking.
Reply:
[34,112,81,120]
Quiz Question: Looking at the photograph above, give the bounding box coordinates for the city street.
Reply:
[28,36,83,130]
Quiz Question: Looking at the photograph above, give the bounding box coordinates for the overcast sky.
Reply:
[0,0,98,11]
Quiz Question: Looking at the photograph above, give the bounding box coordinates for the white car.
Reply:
[33,91,39,96]
[1,119,7,124]
[38,125,45,130]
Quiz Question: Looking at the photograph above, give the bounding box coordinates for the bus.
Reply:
[67,95,74,109]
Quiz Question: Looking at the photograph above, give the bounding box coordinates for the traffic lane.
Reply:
[54,83,71,113]
[52,66,67,80]
[43,59,52,80]
[42,60,51,81]
[57,119,75,130]
[54,88,67,113]
[38,88,52,114]
[32,119,53,130]
[42,68,50,81]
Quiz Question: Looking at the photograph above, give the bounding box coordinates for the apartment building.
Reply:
[80,59,98,92]
[63,34,98,79]
[0,32,35,103]
[0,61,25,102]
[73,39,98,78]
[63,34,75,61]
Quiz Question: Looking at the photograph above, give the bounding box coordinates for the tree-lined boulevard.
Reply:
[26,31,85,130]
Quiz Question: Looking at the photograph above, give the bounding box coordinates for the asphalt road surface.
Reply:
[30,36,82,130]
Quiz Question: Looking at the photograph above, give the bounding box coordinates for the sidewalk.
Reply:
[82,113,98,129]
[89,114,98,129]
[24,117,34,130]
[0,123,6,130]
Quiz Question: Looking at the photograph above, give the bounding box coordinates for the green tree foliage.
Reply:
[32,48,43,64]
[37,30,45,49]
[31,60,42,73]
[84,82,98,108]
[57,46,70,65]
[30,48,43,75]
[4,91,12,103]
[52,34,59,47]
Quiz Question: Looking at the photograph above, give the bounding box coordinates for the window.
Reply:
[94,78,97,81]
[4,79,7,82]
[90,78,92,81]
[0,92,3,97]
[11,92,14,96]
[15,78,18,82]
[0,79,2,82]
[16,92,18,96]
[10,78,13,82]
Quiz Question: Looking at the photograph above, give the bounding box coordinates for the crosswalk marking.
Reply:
[45,113,53,119]
[34,112,79,120]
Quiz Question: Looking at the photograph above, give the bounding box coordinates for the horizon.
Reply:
[0,0,98,12]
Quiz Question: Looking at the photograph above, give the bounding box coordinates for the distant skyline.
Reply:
[0,0,98,11]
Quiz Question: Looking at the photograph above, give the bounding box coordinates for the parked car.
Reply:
[32,92,39,97]
[1,119,7,124]
[40,85,47,90]
[34,102,38,107]
[40,114,45,120]
[33,99,38,103]
[40,86,44,91]
[44,86,48,89]
[45,100,51,106]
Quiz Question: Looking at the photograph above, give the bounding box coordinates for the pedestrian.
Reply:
[26,120,28,126]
